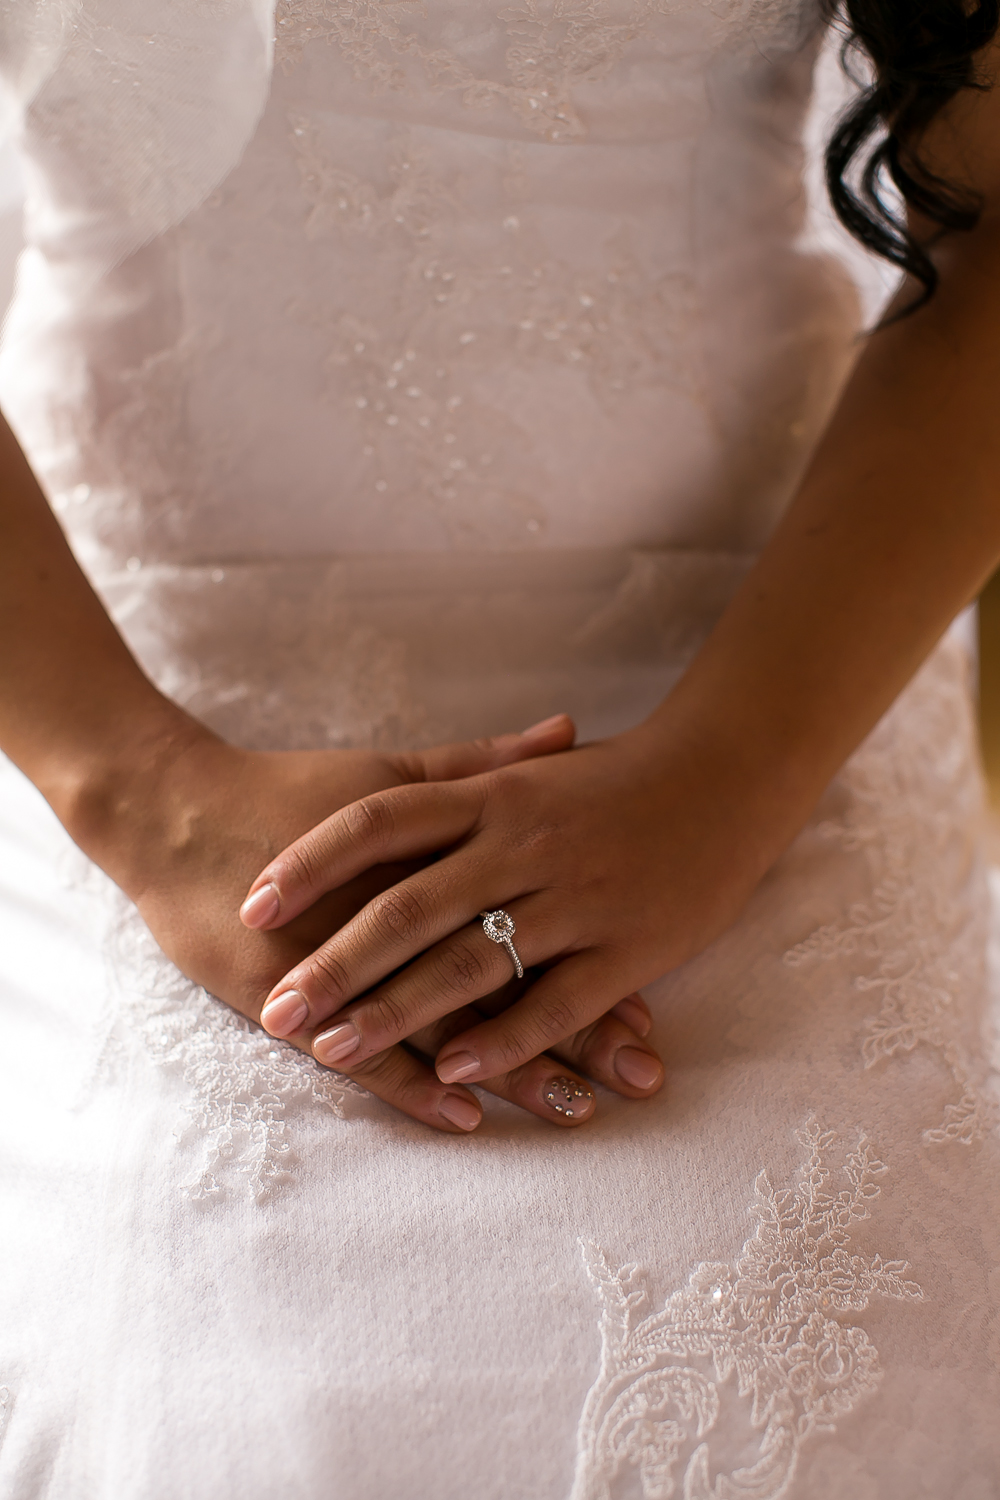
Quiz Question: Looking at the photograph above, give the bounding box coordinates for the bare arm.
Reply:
[242,42,1000,1084]
[0,414,194,854]
[653,43,1000,881]
[0,408,661,1129]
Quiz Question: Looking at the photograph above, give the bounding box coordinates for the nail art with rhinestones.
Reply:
[544,1077,594,1118]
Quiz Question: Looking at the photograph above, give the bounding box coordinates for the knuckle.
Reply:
[307,946,353,1003]
[495,1029,534,1069]
[432,937,490,997]
[369,884,431,945]
[343,794,395,853]
[365,988,412,1039]
[535,992,578,1040]
[278,836,325,892]
[345,1045,398,1084]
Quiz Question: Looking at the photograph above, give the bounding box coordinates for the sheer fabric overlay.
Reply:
[0,3,998,1498]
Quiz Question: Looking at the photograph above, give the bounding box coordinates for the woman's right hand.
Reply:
[72,711,662,1133]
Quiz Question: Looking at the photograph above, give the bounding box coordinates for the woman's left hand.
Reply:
[241,718,768,1090]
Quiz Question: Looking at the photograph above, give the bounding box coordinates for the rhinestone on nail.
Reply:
[544,1077,594,1118]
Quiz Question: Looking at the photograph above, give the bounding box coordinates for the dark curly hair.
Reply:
[824,0,1000,310]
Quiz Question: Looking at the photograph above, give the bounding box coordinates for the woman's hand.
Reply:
[240,716,763,1092]
[78,711,662,1131]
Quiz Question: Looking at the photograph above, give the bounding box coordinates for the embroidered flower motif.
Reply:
[571,1122,922,1500]
[0,1387,12,1451]
[783,634,998,1145]
[276,0,652,142]
[91,883,365,1204]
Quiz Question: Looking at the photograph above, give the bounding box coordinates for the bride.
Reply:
[1,0,998,1495]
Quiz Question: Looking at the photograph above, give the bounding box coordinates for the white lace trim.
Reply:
[275,0,815,141]
[0,1386,12,1452]
[93,882,363,1204]
[277,0,657,142]
[571,1121,922,1500]
[783,635,998,1145]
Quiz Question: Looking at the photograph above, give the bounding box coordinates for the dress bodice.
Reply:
[0,0,861,572]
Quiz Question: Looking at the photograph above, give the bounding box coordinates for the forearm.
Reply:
[0,413,200,838]
[651,225,1000,869]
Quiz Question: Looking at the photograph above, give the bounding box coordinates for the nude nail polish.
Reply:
[313,1021,361,1066]
[521,713,568,740]
[241,882,279,928]
[612,995,652,1038]
[436,1051,480,1083]
[614,1047,663,1090]
[260,989,308,1038]
[438,1095,481,1131]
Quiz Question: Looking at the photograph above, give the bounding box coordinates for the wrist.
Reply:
[45,696,226,890]
[635,678,824,880]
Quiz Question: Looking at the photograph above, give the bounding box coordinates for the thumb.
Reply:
[409,713,575,781]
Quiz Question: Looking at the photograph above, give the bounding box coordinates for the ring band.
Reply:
[480,909,524,980]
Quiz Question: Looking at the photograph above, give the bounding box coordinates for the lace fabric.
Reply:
[96,883,364,1203]
[0,1,275,272]
[784,632,998,1146]
[0,4,998,1497]
[572,1123,923,1500]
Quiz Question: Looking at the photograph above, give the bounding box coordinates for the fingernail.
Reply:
[260,989,308,1038]
[614,1047,663,1090]
[438,1094,482,1131]
[521,713,568,740]
[313,1021,362,1066]
[544,1077,595,1118]
[436,1050,480,1083]
[612,996,652,1038]
[241,883,279,928]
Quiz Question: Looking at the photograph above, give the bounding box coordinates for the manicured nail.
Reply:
[241,882,279,928]
[438,1095,482,1131]
[544,1077,595,1118]
[614,1047,663,1090]
[260,989,308,1038]
[612,996,652,1038]
[521,713,569,740]
[313,1021,362,1066]
[436,1051,480,1083]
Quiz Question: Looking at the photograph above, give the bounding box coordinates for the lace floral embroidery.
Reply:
[571,1122,922,1500]
[0,1387,12,1451]
[93,881,364,1204]
[275,0,815,140]
[783,635,997,1146]
[276,0,651,141]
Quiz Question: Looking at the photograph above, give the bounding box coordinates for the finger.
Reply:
[240,778,485,930]
[283,1020,485,1134]
[611,993,652,1038]
[405,714,575,781]
[406,1005,598,1129]
[258,846,548,1040]
[548,1011,664,1098]
[298,892,574,1063]
[434,950,626,1083]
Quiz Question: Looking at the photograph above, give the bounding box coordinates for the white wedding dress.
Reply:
[1,3,998,1497]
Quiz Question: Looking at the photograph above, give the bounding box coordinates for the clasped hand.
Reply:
[113,711,665,1136]
[243,714,763,1131]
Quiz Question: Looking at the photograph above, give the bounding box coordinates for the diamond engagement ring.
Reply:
[480,909,524,979]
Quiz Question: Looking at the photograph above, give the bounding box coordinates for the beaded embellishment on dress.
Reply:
[571,1122,922,1500]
